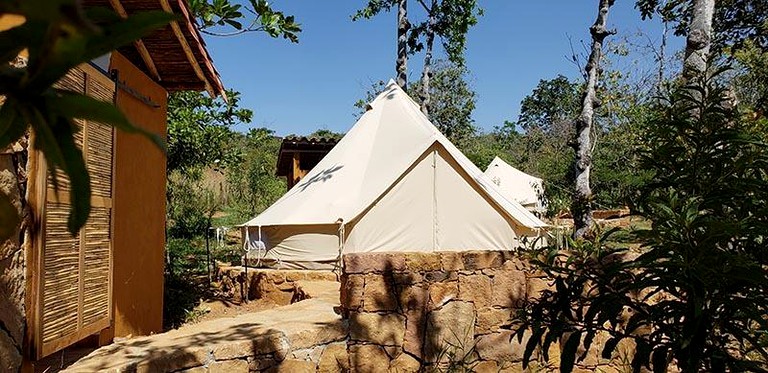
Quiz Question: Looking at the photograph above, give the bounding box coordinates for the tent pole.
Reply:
[205,227,212,284]
[243,249,248,303]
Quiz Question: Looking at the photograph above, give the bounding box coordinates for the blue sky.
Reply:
[204,1,683,136]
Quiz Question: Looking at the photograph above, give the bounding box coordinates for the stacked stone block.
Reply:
[340,251,632,372]
[217,267,337,304]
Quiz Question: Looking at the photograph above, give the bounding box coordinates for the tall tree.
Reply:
[412,60,477,144]
[637,0,766,53]
[419,0,437,115]
[411,0,481,116]
[166,90,252,174]
[397,0,409,88]
[572,0,616,239]
[354,61,476,142]
[354,1,412,89]
[683,0,715,81]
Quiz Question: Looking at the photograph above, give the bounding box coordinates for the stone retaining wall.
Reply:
[340,251,634,372]
[217,266,338,304]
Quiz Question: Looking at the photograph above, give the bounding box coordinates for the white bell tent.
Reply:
[241,81,547,269]
[484,157,545,213]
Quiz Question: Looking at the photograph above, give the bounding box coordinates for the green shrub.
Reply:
[515,70,768,372]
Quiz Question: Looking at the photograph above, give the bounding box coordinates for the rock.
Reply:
[458,274,492,308]
[461,251,502,270]
[404,253,442,272]
[473,360,500,373]
[427,281,458,310]
[363,274,397,312]
[341,274,365,311]
[614,337,636,362]
[0,158,24,359]
[135,349,210,372]
[249,332,291,357]
[285,271,304,282]
[526,277,552,300]
[500,253,528,271]
[344,253,407,274]
[349,344,391,373]
[388,352,421,372]
[211,339,258,360]
[476,330,528,363]
[424,301,475,363]
[248,355,277,371]
[289,319,347,350]
[500,362,529,372]
[403,309,426,359]
[0,328,21,373]
[272,359,316,372]
[476,307,512,334]
[290,345,324,362]
[392,272,422,286]
[398,285,428,312]
[440,252,464,271]
[423,271,457,283]
[318,342,349,373]
[178,367,208,373]
[491,270,526,308]
[266,270,287,284]
[0,248,25,345]
[349,312,406,346]
[209,359,249,373]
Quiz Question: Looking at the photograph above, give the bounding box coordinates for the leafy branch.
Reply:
[0,0,173,236]
[187,0,301,42]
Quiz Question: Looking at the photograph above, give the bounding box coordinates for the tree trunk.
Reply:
[396,0,409,89]
[572,0,615,240]
[682,0,715,82]
[419,0,437,116]
[658,3,669,94]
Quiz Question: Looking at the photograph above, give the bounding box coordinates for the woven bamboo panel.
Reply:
[88,75,113,102]
[41,203,80,344]
[37,63,116,357]
[87,122,113,198]
[54,68,85,94]
[82,207,111,326]
[48,65,87,193]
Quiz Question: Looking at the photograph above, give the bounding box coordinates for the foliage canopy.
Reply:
[514,71,768,373]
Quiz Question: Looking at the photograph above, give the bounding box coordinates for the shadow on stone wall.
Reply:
[340,251,636,372]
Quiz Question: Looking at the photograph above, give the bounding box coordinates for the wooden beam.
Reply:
[107,0,162,81]
[23,134,47,359]
[291,152,301,189]
[158,0,215,97]
[171,0,225,99]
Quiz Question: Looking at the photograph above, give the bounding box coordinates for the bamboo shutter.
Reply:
[32,63,115,359]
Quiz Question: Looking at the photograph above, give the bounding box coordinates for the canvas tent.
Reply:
[484,157,545,213]
[241,81,547,269]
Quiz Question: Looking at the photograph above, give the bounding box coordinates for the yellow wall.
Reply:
[107,52,168,339]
